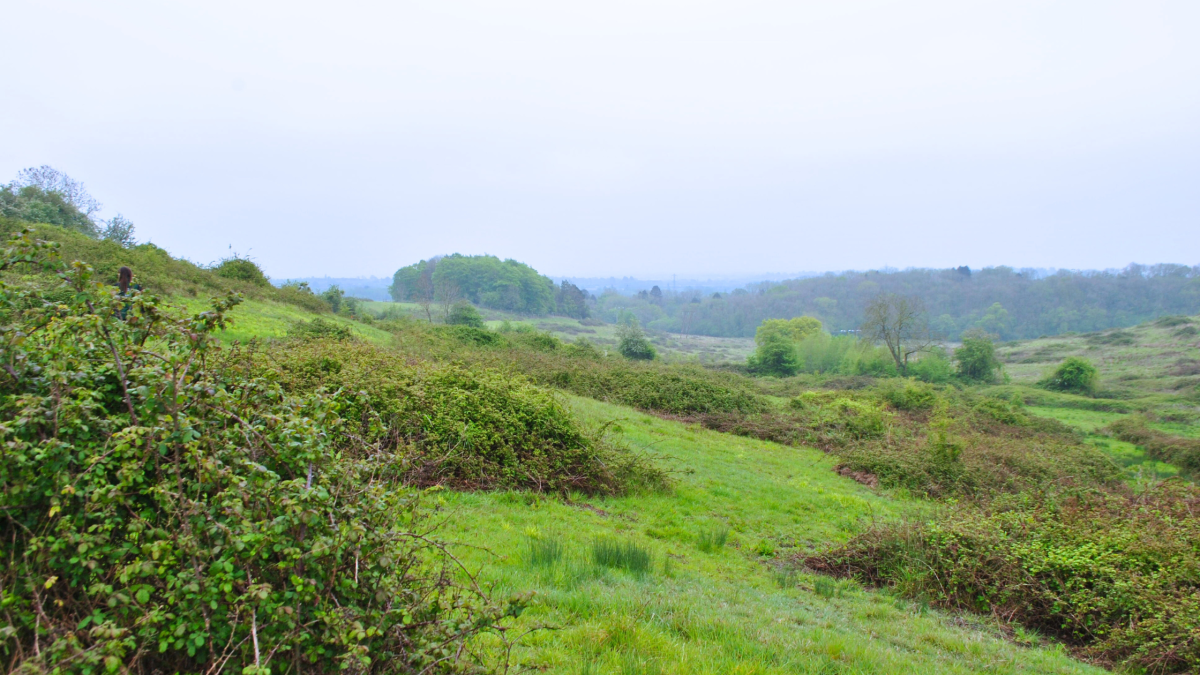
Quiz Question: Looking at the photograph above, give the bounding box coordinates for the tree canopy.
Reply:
[392,254,585,316]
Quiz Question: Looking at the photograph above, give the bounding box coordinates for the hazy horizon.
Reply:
[4,1,1198,279]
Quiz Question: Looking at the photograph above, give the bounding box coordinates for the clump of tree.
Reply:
[1040,356,1099,396]
[392,254,593,318]
[617,319,656,360]
[0,165,137,246]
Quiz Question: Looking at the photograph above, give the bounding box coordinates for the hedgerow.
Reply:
[806,481,1200,673]
[0,230,517,673]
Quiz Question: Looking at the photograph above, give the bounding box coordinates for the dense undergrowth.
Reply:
[260,337,666,495]
[1107,416,1200,477]
[0,231,534,673]
[807,481,1200,673]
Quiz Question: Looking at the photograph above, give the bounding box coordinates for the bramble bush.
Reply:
[807,482,1200,673]
[0,230,519,674]
[1040,356,1099,396]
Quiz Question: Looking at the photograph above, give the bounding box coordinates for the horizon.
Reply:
[4,1,1198,278]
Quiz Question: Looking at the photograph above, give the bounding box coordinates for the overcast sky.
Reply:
[3,1,1198,279]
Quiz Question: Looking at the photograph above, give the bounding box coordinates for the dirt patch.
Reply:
[835,465,879,488]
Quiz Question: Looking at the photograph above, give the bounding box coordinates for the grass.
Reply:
[433,396,1102,674]
[172,295,396,345]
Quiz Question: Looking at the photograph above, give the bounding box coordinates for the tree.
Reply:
[954,330,1002,382]
[321,284,345,313]
[617,319,656,360]
[13,165,101,218]
[434,277,461,321]
[414,262,435,322]
[100,213,136,247]
[446,301,484,328]
[555,280,590,319]
[747,331,800,376]
[861,293,933,376]
[649,285,663,303]
[756,317,822,344]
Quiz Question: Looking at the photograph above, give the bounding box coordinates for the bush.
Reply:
[211,254,270,286]
[446,300,485,327]
[267,339,665,494]
[909,347,954,383]
[746,331,800,376]
[807,482,1200,673]
[954,331,1001,382]
[0,230,514,674]
[1041,357,1099,396]
[617,320,656,360]
[288,316,355,341]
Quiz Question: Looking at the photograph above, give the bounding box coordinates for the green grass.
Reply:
[434,397,1102,674]
[173,295,396,345]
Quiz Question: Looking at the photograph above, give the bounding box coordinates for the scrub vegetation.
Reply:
[3,214,1198,674]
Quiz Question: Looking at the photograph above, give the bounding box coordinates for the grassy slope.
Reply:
[991,317,1200,479]
[174,296,395,345]
[442,397,1098,674]
[217,298,1093,673]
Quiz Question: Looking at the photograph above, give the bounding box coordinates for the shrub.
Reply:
[0,231,514,674]
[211,254,270,286]
[446,300,485,327]
[267,339,665,494]
[909,346,954,383]
[288,316,355,341]
[954,331,1002,382]
[807,482,1200,673]
[1041,357,1099,396]
[877,380,938,411]
[617,320,656,360]
[747,331,800,376]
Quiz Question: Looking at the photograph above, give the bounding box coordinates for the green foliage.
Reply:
[955,330,1002,382]
[808,482,1200,673]
[276,280,331,313]
[746,330,800,376]
[288,316,355,341]
[0,184,98,236]
[211,254,270,286]
[320,283,345,313]
[392,254,557,314]
[755,316,823,343]
[0,230,512,673]
[268,339,665,494]
[617,320,656,360]
[595,264,1200,339]
[1041,356,1099,396]
[877,380,938,411]
[446,300,485,327]
[908,346,954,383]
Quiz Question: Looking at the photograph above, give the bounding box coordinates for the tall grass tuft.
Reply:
[525,536,566,568]
[592,538,653,576]
[695,525,730,553]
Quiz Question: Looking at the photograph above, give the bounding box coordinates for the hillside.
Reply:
[4,226,1196,673]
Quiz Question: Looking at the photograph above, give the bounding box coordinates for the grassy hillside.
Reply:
[5,226,1191,673]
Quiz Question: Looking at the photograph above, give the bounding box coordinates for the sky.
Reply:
[3,0,1198,280]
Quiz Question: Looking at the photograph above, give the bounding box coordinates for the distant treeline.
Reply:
[595,265,1200,340]
[391,254,590,318]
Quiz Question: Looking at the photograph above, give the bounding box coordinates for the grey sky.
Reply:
[3,1,1198,279]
